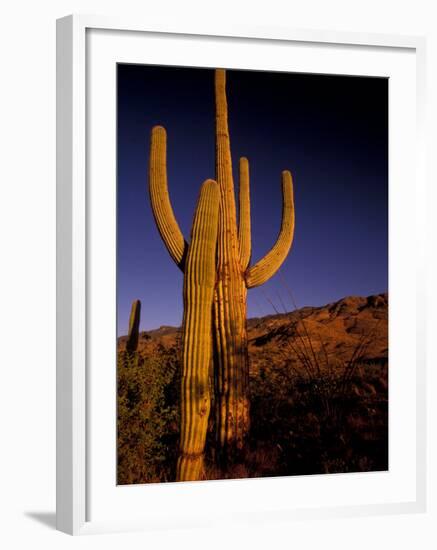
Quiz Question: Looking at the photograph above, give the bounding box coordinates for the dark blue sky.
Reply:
[117,64,388,334]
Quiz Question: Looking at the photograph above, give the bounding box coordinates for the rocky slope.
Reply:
[118,293,388,372]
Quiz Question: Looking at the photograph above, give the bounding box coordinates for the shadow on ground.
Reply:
[25,511,56,530]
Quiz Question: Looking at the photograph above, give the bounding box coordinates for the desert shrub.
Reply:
[248,358,388,477]
[117,346,179,484]
[249,361,295,445]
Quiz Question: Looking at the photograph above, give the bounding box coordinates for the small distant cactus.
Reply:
[149,69,295,476]
[126,299,141,353]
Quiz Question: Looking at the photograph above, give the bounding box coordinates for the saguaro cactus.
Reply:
[126,299,141,353]
[150,129,220,480]
[212,70,251,455]
[149,69,295,470]
[177,179,220,481]
[213,69,295,457]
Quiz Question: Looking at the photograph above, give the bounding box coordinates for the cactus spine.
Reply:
[149,69,295,474]
[126,299,141,353]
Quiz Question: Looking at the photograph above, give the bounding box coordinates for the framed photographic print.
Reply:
[56,15,427,535]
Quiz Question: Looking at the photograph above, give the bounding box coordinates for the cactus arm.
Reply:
[126,299,141,353]
[177,179,220,482]
[149,125,188,271]
[245,170,295,289]
[238,157,251,271]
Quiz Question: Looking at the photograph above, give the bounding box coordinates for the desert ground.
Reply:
[117,293,388,483]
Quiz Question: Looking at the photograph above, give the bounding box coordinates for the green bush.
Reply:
[117,345,179,484]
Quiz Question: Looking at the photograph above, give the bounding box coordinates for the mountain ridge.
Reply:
[118,292,388,368]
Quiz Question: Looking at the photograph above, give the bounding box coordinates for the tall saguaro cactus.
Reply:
[177,179,220,481]
[150,137,220,480]
[213,70,251,455]
[149,69,295,474]
[213,69,295,457]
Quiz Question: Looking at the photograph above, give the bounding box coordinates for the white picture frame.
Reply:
[56,14,427,535]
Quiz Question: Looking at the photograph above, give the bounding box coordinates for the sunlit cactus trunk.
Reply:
[176,180,220,481]
[149,68,295,475]
[213,70,250,456]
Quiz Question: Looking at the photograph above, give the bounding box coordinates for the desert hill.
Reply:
[118,292,388,370]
